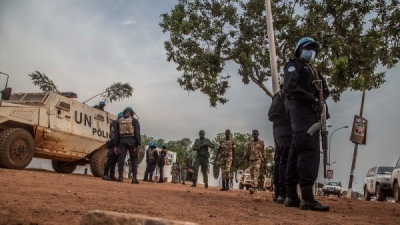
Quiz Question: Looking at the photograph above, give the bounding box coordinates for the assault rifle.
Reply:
[306,80,328,178]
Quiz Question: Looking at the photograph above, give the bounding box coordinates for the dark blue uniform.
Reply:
[103,120,119,180]
[143,147,159,181]
[114,116,141,183]
[157,149,167,183]
[283,58,329,207]
[272,108,292,202]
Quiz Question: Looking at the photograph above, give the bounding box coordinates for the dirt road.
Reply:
[0,169,399,225]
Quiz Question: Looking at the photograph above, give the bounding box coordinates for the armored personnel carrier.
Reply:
[0,74,113,177]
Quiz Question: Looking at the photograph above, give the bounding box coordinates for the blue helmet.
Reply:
[123,107,134,116]
[162,143,168,148]
[117,112,123,119]
[294,37,320,57]
[99,101,106,106]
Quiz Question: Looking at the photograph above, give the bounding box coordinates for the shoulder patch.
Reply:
[287,66,296,72]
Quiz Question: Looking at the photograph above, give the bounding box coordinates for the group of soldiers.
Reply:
[170,163,188,184]
[100,36,331,213]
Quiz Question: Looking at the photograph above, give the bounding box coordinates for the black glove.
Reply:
[312,97,323,112]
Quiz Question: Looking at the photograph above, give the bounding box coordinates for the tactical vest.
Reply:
[148,148,156,160]
[119,117,135,136]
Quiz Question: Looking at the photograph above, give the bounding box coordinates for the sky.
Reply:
[0,0,399,192]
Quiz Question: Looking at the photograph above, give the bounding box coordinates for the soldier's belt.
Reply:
[120,134,134,137]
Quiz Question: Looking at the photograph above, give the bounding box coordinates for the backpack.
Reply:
[268,90,286,122]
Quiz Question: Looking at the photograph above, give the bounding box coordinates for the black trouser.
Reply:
[117,137,138,177]
[286,131,320,188]
[144,159,156,179]
[273,135,292,195]
[158,163,165,181]
[104,147,118,177]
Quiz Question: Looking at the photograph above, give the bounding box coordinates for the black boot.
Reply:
[225,179,230,191]
[205,183,208,188]
[285,185,300,207]
[220,179,226,191]
[131,175,140,184]
[110,176,117,181]
[299,187,329,212]
[143,173,148,182]
[191,180,196,187]
[276,185,286,204]
[117,176,123,182]
[102,175,111,181]
[182,181,185,185]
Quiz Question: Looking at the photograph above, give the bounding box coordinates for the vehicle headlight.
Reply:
[381,178,390,182]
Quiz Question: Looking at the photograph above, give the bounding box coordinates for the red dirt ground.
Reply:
[0,169,399,225]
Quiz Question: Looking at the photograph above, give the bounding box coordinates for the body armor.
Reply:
[119,117,135,136]
[148,148,156,160]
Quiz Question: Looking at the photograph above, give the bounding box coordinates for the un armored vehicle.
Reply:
[0,75,114,177]
[363,165,394,201]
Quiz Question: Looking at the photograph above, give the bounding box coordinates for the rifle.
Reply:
[306,80,328,179]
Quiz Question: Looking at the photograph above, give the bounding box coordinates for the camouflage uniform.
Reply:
[171,163,178,183]
[181,163,187,184]
[244,139,266,192]
[218,139,236,180]
[192,130,215,188]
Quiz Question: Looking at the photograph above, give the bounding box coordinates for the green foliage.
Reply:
[160,0,399,106]
[100,82,133,103]
[167,138,193,164]
[28,71,60,93]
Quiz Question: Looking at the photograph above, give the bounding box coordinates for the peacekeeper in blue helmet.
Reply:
[102,112,123,181]
[143,141,159,182]
[114,107,141,184]
[157,143,168,183]
[283,37,330,212]
[94,101,106,111]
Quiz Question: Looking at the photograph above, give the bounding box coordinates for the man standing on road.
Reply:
[171,163,178,183]
[181,162,187,185]
[102,112,123,181]
[157,143,168,183]
[268,81,293,204]
[243,130,265,194]
[143,142,159,182]
[283,37,330,212]
[191,130,215,188]
[215,129,236,191]
[114,107,141,184]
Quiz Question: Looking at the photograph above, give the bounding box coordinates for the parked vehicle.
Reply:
[363,166,394,201]
[390,157,400,203]
[322,181,343,197]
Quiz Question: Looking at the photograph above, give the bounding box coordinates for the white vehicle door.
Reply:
[370,167,377,193]
[236,170,243,183]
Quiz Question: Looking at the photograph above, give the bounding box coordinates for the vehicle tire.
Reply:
[51,160,77,174]
[376,184,385,201]
[90,147,108,177]
[393,182,400,203]
[245,185,251,190]
[239,183,244,190]
[337,193,341,197]
[364,186,371,201]
[0,128,35,169]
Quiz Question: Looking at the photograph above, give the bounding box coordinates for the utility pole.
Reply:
[347,89,366,198]
[264,0,279,94]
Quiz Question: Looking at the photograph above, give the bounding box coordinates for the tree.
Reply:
[28,71,133,104]
[167,138,192,164]
[160,0,399,106]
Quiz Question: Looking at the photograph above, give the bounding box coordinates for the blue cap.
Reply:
[162,143,168,148]
[99,101,106,106]
[117,112,123,118]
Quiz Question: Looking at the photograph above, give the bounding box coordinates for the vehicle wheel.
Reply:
[51,160,77,174]
[245,185,251,190]
[376,184,385,201]
[239,183,244,190]
[338,193,341,197]
[364,186,371,201]
[393,182,400,203]
[90,147,108,177]
[0,128,35,169]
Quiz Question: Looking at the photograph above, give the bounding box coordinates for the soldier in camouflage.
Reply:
[191,130,215,188]
[215,129,236,191]
[243,130,266,194]
[181,163,187,185]
[171,163,178,183]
